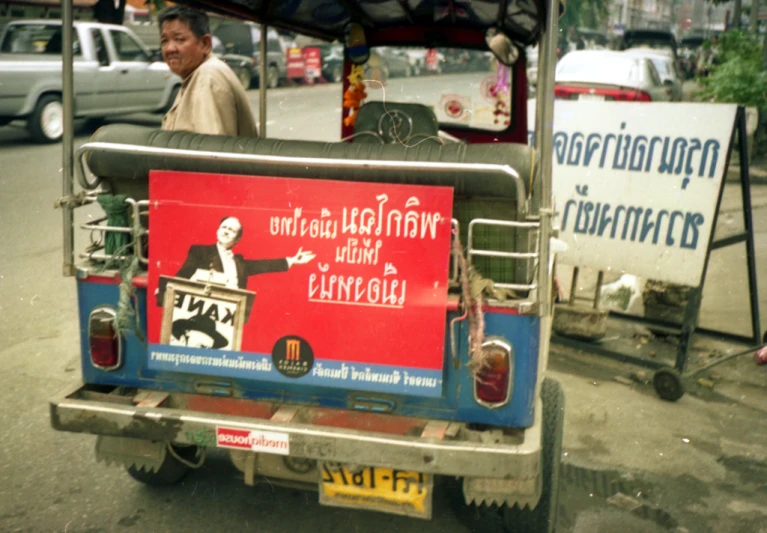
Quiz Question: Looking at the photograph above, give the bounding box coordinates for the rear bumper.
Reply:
[51,382,542,480]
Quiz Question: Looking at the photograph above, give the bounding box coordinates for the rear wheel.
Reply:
[237,66,252,89]
[28,94,63,143]
[502,378,565,533]
[267,65,280,89]
[330,64,343,83]
[126,443,201,486]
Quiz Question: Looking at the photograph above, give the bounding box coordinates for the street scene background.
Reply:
[2,0,767,530]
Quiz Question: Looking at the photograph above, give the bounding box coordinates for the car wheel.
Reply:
[28,94,63,143]
[267,65,280,89]
[237,66,252,89]
[501,378,564,533]
[331,64,343,83]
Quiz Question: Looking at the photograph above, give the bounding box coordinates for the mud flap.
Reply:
[95,435,167,473]
[462,472,541,508]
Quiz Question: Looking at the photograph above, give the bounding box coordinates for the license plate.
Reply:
[579,93,605,101]
[319,462,433,519]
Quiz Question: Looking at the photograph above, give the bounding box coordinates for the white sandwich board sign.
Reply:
[528,101,738,286]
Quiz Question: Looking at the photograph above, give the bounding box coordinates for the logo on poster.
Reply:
[272,336,314,378]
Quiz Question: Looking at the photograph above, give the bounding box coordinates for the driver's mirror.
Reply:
[344,22,369,65]
[485,28,519,66]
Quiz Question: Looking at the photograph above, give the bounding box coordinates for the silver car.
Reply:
[554,50,672,102]
[623,48,683,102]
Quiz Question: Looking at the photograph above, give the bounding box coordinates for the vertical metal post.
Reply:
[62,0,75,276]
[535,0,559,318]
[732,0,742,28]
[569,267,579,305]
[593,271,604,309]
[750,0,759,31]
[259,24,268,138]
[674,109,741,371]
[737,107,762,345]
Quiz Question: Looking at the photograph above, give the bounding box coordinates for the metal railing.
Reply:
[79,198,149,266]
[467,218,540,293]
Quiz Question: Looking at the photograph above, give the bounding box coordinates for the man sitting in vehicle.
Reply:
[158,6,258,136]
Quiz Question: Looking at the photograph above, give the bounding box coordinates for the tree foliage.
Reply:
[699,31,767,110]
[560,0,611,31]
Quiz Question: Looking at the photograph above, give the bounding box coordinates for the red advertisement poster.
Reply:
[147,172,454,398]
[286,47,305,79]
[303,47,321,79]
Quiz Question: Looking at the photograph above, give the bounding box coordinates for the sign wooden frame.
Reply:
[159,275,255,351]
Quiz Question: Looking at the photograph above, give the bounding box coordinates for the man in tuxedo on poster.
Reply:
[158,216,315,305]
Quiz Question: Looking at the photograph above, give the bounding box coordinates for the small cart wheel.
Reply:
[653,368,684,402]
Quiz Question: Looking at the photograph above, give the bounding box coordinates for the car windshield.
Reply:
[364,46,511,131]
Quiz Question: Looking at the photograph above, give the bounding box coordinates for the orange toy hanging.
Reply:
[343,64,367,128]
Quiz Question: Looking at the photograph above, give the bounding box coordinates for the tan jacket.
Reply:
[162,53,258,137]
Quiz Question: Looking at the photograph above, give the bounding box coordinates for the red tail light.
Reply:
[89,307,122,370]
[555,85,652,102]
[474,339,513,407]
[632,90,652,102]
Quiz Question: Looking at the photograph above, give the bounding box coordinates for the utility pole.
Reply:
[733,0,742,28]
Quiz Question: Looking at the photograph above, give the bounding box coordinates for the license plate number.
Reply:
[579,93,605,101]
[319,462,433,519]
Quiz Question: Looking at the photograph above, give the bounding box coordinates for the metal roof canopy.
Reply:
[172,0,558,47]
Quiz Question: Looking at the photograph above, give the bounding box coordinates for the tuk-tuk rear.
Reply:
[51,0,563,530]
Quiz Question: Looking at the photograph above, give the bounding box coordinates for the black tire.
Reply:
[237,66,252,89]
[28,94,63,143]
[267,65,280,89]
[83,117,106,131]
[126,444,199,486]
[331,64,343,83]
[502,378,565,533]
[653,368,684,402]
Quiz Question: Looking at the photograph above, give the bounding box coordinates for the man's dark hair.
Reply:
[158,6,210,39]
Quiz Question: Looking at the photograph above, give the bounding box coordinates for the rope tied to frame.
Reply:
[453,238,488,374]
[90,194,146,346]
[454,236,526,375]
[97,194,131,255]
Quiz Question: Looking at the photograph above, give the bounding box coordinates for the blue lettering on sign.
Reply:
[147,345,443,398]
[561,185,705,250]
[528,125,721,181]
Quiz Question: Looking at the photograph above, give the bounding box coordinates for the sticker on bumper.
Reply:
[216,427,290,455]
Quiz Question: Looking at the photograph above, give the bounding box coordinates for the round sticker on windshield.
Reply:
[439,94,470,122]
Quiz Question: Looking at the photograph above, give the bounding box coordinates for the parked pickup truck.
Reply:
[0,20,181,142]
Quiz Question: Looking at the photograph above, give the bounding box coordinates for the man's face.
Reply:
[217,217,242,250]
[170,329,216,349]
[160,18,211,79]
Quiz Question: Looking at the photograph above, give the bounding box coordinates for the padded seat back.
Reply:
[352,102,440,145]
[87,125,538,285]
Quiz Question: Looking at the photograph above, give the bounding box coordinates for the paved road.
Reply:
[2,82,767,533]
